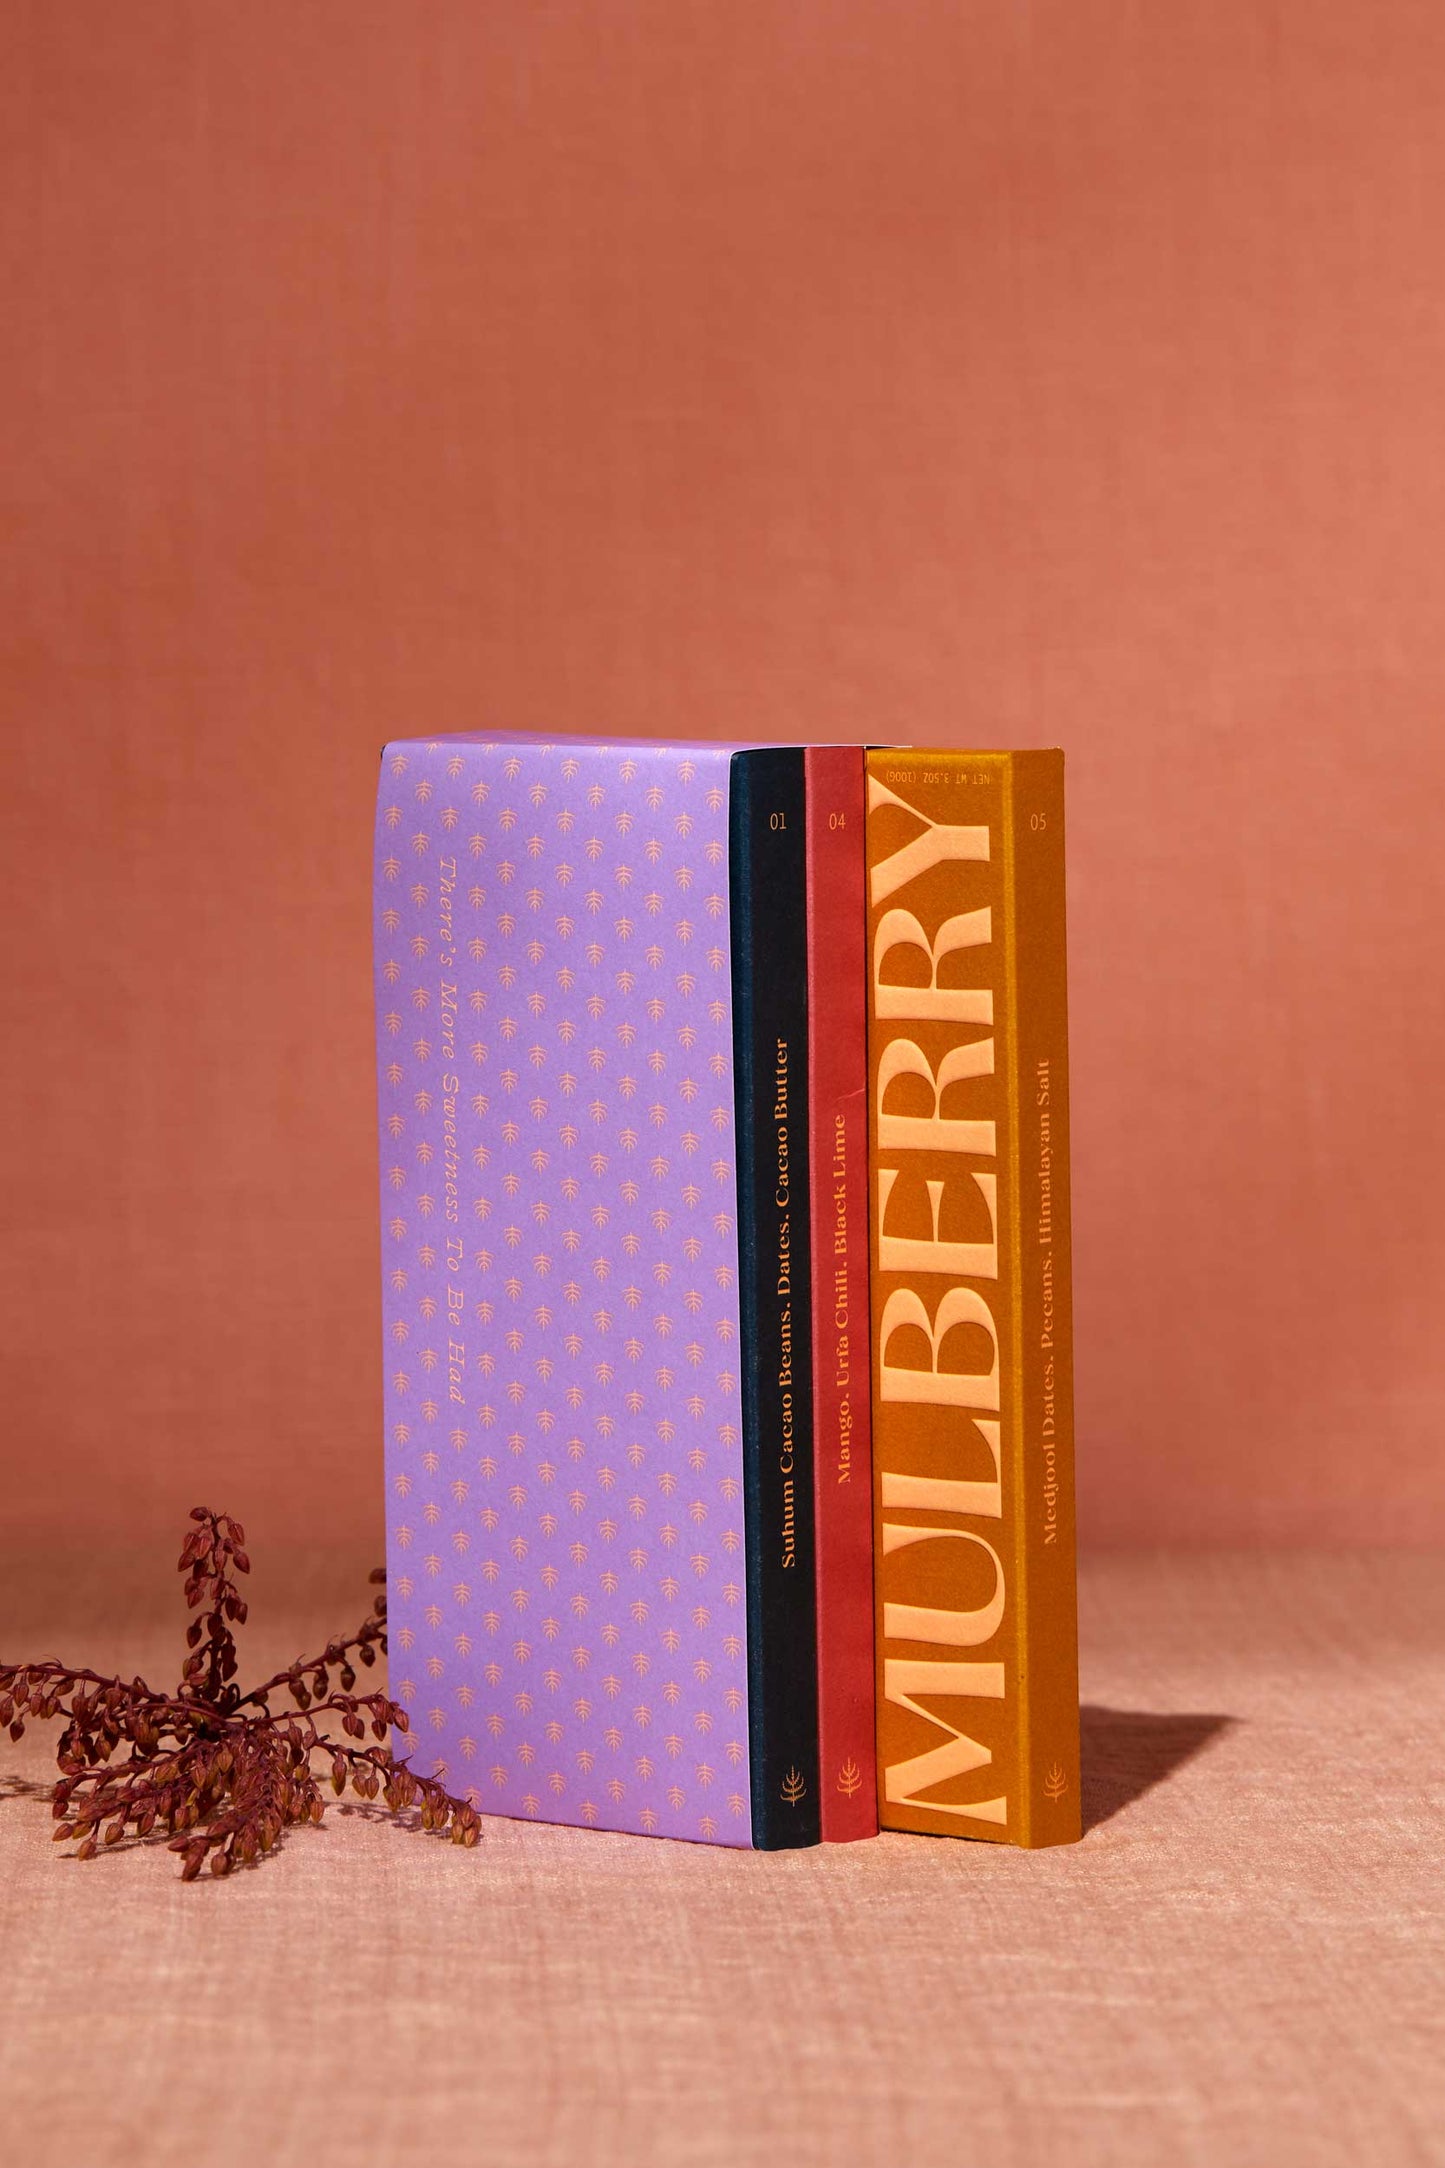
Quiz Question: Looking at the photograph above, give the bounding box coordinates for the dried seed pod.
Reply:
[3,1510,480,1881]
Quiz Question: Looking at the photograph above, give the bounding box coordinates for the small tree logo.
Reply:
[781,1766,807,1806]
[836,1758,863,1799]
[1044,1762,1069,1802]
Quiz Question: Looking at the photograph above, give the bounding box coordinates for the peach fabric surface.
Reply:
[7,1,1445,1558]
[2,1546,1441,2168]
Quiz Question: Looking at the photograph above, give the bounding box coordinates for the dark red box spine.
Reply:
[804,746,877,1840]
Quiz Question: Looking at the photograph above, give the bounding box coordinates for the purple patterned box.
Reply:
[374,736,753,1843]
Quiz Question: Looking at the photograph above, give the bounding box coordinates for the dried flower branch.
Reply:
[0,1508,480,1879]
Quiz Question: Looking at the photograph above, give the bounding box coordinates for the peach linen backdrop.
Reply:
[4,1,1444,1557]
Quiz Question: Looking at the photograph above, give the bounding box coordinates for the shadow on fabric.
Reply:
[1080,1704,1235,1834]
[0,1773,51,1803]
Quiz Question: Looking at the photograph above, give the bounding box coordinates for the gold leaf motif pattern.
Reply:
[376,738,752,1845]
